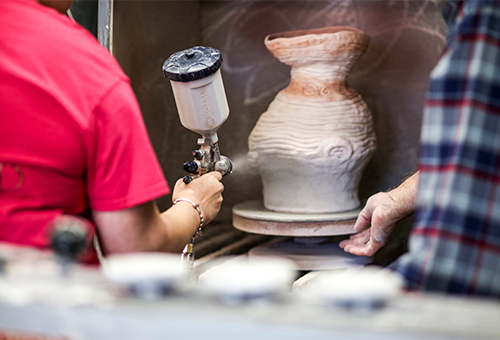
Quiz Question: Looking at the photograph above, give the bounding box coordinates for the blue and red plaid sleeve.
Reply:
[397,0,500,297]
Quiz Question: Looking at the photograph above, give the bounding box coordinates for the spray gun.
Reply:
[163,46,232,268]
[163,46,232,184]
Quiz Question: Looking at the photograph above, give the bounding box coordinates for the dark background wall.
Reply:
[75,1,448,232]
[70,0,97,37]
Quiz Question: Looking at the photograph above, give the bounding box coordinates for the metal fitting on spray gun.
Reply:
[182,138,232,184]
[163,46,232,269]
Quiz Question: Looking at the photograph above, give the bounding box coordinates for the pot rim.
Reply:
[265,26,367,42]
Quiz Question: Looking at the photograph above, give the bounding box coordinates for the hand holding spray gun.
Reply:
[163,46,232,268]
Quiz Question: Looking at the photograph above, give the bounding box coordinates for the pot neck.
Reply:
[291,63,351,83]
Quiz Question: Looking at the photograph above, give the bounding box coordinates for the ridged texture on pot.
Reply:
[248,27,376,214]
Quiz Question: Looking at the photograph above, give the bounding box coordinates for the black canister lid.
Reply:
[163,46,222,82]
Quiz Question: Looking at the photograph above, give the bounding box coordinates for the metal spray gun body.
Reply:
[183,138,232,184]
[163,46,232,268]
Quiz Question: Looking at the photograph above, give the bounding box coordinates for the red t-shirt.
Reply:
[0,1,170,255]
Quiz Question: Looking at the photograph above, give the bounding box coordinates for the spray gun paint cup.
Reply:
[163,46,229,143]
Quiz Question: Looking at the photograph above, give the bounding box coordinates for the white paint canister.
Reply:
[163,47,229,143]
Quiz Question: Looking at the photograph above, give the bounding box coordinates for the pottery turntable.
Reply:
[233,26,375,271]
[232,201,370,270]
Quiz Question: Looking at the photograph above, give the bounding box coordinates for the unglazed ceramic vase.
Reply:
[248,27,376,214]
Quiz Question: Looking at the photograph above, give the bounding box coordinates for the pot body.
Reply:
[248,27,376,213]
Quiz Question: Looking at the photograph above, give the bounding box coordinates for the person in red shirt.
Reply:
[0,0,224,261]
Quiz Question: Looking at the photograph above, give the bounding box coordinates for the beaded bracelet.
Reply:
[173,198,204,241]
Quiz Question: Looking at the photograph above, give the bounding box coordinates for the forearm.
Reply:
[94,173,223,256]
[159,201,202,252]
[387,171,419,219]
[93,201,201,255]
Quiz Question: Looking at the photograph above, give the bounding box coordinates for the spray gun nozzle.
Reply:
[215,156,233,177]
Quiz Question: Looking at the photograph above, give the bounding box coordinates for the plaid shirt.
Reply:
[397,0,500,297]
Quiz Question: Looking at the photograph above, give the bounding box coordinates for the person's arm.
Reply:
[92,172,224,254]
[339,171,419,256]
